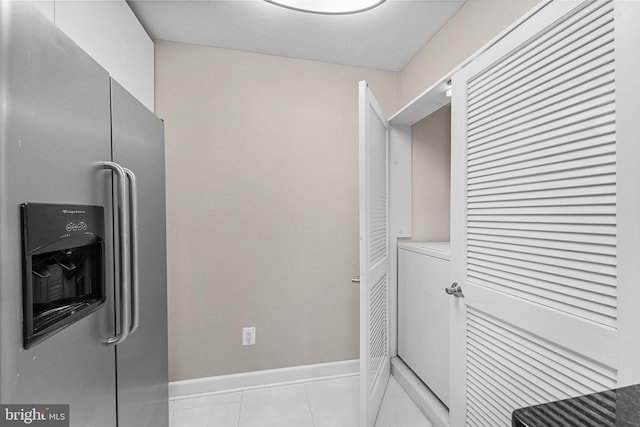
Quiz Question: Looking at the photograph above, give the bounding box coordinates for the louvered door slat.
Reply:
[469,136,615,177]
[468,180,616,202]
[469,116,615,162]
[468,221,615,236]
[468,101,614,151]
[467,258,615,297]
[467,169,616,195]
[468,183,616,203]
[469,194,616,210]
[470,204,615,216]
[468,32,614,124]
[469,77,614,143]
[468,250,615,288]
[468,232,615,256]
[470,340,585,399]
[466,268,617,310]
[368,104,387,268]
[467,344,556,406]
[466,394,501,427]
[469,153,615,187]
[468,1,612,103]
[468,239,614,267]
[469,214,614,225]
[468,227,616,246]
[469,133,615,176]
[466,349,554,423]
[368,273,387,392]
[467,377,513,423]
[468,64,614,135]
[468,242,616,277]
[467,355,545,405]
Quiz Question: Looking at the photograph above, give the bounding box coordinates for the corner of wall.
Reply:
[398,0,542,107]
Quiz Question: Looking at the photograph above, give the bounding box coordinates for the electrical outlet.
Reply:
[242,327,256,346]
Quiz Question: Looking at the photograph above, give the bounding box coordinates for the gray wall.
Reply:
[156,0,541,382]
[409,106,452,242]
[155,41,397,381]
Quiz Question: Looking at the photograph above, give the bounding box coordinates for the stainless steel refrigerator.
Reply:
[0,2,168,426]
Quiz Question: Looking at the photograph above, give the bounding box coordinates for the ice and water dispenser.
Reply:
[21,203,106,348]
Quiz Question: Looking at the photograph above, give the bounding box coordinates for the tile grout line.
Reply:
[236,390,245,427]
[303,380,317,427]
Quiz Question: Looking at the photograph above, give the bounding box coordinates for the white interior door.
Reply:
[359,81,390,427]
[449,1,640,425]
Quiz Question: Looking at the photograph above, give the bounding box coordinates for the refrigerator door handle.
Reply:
[124,168,140,336]
[102,161,131,345]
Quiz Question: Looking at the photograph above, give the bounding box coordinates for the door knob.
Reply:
[445,282,464,298]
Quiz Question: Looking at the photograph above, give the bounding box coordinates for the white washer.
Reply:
[397,241,451,407]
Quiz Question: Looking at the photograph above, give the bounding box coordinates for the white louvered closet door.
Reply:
[358,81,390,427]
[449,1,640,425]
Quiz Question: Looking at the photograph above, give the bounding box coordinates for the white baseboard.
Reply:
[169,359,359,399]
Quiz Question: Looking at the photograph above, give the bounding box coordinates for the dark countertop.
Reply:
[512,385,640,426]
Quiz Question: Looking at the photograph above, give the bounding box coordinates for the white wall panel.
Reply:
[121,6,154,111]
[55,0,154,111]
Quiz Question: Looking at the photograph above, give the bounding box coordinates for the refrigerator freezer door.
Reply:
[110,79,169,427]
[0,3,117,426]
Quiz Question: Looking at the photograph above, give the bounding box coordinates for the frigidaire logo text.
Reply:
[0,405,68,426]
[61,210,86,215]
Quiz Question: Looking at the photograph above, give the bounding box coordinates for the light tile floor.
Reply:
[170,375,431,427]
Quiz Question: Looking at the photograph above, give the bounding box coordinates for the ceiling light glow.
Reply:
[265,0,386,15]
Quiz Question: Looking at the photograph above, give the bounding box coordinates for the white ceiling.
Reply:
[127,0,465,71]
